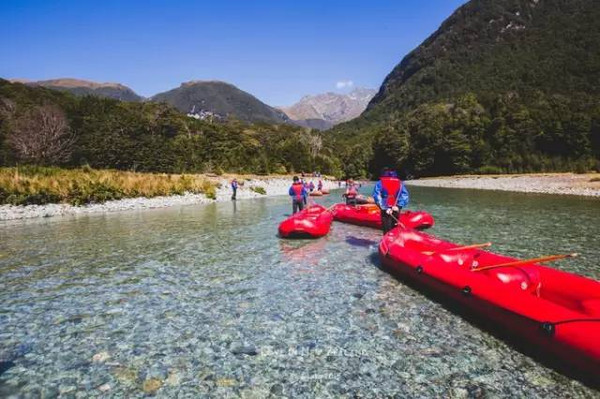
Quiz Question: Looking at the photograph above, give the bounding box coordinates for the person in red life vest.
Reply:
[317,180,323,191]
[289,176,308,214]
[343,178,360,205]
[373,167,410,233]
[231,178,238,200]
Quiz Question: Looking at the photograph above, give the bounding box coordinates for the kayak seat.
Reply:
[486,267,541,294]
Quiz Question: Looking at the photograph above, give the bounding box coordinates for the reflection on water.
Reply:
[0,187,598,397]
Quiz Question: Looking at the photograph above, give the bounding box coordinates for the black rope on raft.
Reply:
[540,318,600,336]
[553,318,600,325]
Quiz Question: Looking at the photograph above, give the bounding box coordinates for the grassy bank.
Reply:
[0,166,217,206]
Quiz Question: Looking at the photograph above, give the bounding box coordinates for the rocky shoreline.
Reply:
[0,177,338,222]
[407,173,600,197]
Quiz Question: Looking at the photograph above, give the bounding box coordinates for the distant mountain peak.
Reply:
[24,78,143,102]
[152,80,289,124]
[181,80,233,88]
[33,78,127,89]
[8,78,32,84]
[279,88,376,129]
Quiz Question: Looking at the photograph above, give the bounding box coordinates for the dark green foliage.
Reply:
[250,186,267,195]
[0,79,339,176]
[328,0,600,178]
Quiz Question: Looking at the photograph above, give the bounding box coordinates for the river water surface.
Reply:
[1,186,599,398]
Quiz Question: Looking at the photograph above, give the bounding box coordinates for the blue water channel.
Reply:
[1,186,598,397]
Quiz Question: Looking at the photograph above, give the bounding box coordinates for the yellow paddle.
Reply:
[422,242,492,256]
[472,253,579,272]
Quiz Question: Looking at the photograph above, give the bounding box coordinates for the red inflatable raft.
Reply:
[278,204,333,238]
[332,204,434,230]
[379,229,600,380]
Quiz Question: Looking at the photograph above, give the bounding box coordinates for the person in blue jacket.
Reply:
[373,167,410,233]
[289,176,308,214]
[231,178,238,200]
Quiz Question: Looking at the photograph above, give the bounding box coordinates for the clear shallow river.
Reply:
[0,186,599,398]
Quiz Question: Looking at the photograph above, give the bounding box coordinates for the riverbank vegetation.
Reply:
[330,92,600,178]
[1,72,600,184]
[0,79,341,177]
[0,166,216,205]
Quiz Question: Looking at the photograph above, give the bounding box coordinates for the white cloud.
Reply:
[336,80,354,89]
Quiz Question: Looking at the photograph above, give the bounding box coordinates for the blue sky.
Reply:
[0,0,466,106]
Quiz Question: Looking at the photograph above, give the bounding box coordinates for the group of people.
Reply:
[306,179,323,192]
[232,167,409,234]
[288,167,410,233]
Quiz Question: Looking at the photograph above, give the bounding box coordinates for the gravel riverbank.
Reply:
[0,177,338,221]
[407,173,600,197]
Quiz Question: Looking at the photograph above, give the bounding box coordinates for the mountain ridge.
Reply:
[329,0,600,177]
[279,87,376,130]
[25,78,144,102]
[151,80,290,124]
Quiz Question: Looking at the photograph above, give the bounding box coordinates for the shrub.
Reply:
[273,164,287,174]
[202,181,217,199]
[250,186,266,195]
[573,161,590,174]
[475,165,504,175]
[0,167,216,205]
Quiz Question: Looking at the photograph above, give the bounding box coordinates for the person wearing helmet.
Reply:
[289,176,308,214]
[373,167,410,233]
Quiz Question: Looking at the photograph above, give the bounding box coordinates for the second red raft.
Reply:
[278,204,333,238]
[331,203,434,230]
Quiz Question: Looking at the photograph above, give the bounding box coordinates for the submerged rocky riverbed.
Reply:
[1,186,598,397]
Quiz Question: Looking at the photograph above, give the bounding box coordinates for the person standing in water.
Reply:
[301,179,308,205]
[343,179,359,205]
[289,176,308,214]
[231,178,238,200]
[373,168,409,233]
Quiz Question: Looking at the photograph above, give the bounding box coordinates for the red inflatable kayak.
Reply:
[278,204,333,238]
[332,204,434,230]
[379,229,600,380]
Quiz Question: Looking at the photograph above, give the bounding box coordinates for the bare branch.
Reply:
[7,105,75,164]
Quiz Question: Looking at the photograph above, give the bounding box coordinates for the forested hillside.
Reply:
[2,0,600,180]
[0,80,339,175]
[329,0,600,178]
[151,81,290,124]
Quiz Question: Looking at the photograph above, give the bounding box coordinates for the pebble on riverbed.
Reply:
[92,352,110,363]
[142,378,163,394]
[230,342,259,356]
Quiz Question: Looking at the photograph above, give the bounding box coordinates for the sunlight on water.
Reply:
[0,187,598,397]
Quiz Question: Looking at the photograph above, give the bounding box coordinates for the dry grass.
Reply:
[0,166,216,205]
